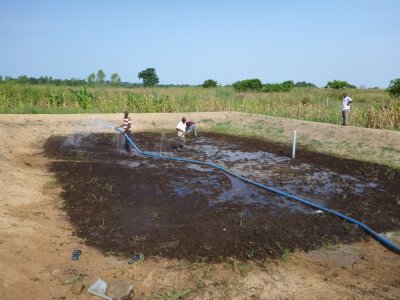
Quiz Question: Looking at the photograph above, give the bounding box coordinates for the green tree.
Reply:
[282,80,295,90]
[262,81,295,92]
[295,81,316,88]
[110,73,121,87]
[386,78,400,99]
[87,73,96,86]
[0,75,3,82]
[138,68,159,87]
[17,75,29,84]
[325,80,355,90]
[232,79,262,92]
[96,69,106,85]
[202,79,218,88]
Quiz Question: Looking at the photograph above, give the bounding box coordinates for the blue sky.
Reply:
[0,0,399,87]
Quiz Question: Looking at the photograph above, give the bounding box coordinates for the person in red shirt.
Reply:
[185,120,197,138]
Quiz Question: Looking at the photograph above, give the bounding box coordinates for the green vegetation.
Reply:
[325,80,356,90]
[156,287,191,300]
[138,67,160,87]
[232,78,262,92]
[87,72,96,86]
[320,236,343,251]
[202,79,218,88]
[387,78,400,99]
[262,80,295,92]
[295,81,317,88]
[96,69,106,85]
[110,73,121,87]
[279,249,291,264]
[0,83,399,130]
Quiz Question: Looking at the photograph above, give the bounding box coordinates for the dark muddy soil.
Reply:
[43,132,400,261]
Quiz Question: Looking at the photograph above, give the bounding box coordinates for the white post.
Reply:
[292,129,297,159]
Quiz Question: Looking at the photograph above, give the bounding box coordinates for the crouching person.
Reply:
[185,120,197,137]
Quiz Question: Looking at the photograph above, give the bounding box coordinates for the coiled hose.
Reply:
[115,128,400,254]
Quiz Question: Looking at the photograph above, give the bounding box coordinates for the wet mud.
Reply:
[43,132,400,260]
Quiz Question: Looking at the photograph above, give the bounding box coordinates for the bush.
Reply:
[295,81,317,88]
[232,79,262,92]
[325,80,356,90]
[202,79,218,88]
[386,78,400,99]
[262,81,295,93]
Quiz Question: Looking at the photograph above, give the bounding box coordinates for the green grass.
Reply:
[278,249,291,265]
[1,83,399,130]
[320,236,343,251]
[155,287,191,300]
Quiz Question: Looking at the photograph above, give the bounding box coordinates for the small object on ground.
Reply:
[88,279,113,300]
[108,280,135,300]
[128,253,144,265]
[312,210,324,214]
[72,249,82,260]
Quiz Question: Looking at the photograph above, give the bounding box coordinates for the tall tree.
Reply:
[110,73,121,87]
[387,78,400,99]
[96,69,106,85]
[87,72,96,86]
[202,79,218,88]
[138,68,159,87]
[17,75,29,84]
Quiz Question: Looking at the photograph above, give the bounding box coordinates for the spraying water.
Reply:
[64,118,118,147]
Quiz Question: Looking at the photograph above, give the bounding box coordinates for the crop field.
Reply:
[1,84,400,130]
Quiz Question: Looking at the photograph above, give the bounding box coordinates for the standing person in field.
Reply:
[176,117,187,151]
[118,111,132,153]
[342,92,352,126]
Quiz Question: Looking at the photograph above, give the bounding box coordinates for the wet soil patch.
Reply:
[44,132,400,260]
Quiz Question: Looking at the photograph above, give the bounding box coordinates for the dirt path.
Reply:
[0,112,399,299]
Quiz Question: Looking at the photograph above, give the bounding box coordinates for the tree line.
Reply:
[0,68,159,88]
[1,69,399,98]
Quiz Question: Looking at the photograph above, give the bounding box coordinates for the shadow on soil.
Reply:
[43,132,400,261]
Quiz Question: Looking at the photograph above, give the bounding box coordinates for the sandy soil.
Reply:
[1,112,400,300]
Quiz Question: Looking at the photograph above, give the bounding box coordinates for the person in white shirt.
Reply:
[176,117,187,151]
[342,92,352,126]
[176,117,187,137]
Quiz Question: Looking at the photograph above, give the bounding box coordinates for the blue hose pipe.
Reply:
[115,128,400,254]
